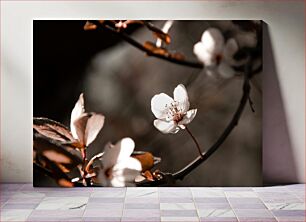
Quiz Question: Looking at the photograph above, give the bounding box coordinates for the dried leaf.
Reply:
[153,31,171,45]
[33,132,82,168]
[58,179,74,187]
[132,151,161,172]
[84,21,97,31]
[42,150,72,164]
[34,117,75,143]
[36,157,75,187]
[142,170,154,181]
[144,41,169,57]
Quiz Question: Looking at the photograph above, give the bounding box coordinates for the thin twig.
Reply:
[81,149,88,186]
[185,126,203,157]
[173,60,252,181]
[85,152,103,173]
[90,20,204,69]
[90,20,262,77]
[137,59,253,186]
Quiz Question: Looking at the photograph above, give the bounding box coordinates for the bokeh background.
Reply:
[34,20,262,186]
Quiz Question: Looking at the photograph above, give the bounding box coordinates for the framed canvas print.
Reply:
[33,20,262,187]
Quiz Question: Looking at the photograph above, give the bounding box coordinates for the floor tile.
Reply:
[0,209,32,221]
[198,209,235,217]
[126,188,158,198]
[159,197,194,203]
[91,188,126,197]
[83,217,121,222]
[196,203,231,209]
[194,197,228,203]
[26,216,83,221]
[225,191,258,198]
[89,197,124,203]
[159,188,192,197]
[1,183,305,222]
[122,217,161,221]
[271,209,305,217]
[191,188,225,197]
[122,209,160,217]
[83,209,123,217]
[199,217,238,222]
[125,198,159,203]
[36,196,88,210]
[160,203,196,210]
[234,209,274,218]
[29,209,84,218]
[161,210,198,217]
[2,203,39,209]
[125,203,160,209]
[265,202,305,210]
[162,216,199,221]
[86,202,123,209]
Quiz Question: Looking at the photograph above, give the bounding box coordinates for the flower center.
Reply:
[216,54,223,65]
[165,101,184,123]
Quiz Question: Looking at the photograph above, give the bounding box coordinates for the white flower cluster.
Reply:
[193,28,247,78]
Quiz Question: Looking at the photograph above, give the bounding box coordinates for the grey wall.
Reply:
[1,1,305,184]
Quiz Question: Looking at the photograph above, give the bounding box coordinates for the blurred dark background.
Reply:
[34,20,262,186]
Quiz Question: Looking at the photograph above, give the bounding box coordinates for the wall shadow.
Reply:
[262,22,298,185]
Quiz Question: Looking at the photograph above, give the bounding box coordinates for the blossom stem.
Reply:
[185,127,203,158]
[81,148,88,186]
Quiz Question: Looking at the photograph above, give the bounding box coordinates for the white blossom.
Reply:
[193,27,245,78]
[151,84,197,134]
[98,137,142,187]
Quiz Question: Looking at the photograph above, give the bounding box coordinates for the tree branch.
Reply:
[137,59,252,186]
[90,20,204,69]
[173,61,252,180]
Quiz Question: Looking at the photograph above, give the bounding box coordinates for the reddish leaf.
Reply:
[132,151,161,172]
[144,41,169,57]
[84,21,97,31]
[142,170,154,181]
[153,31,171,45]
[33,132,82,168]
[33,117,75,143]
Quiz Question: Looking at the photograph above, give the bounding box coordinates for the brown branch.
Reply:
[173,60,252,180]
[137,59,252,186]
[90,20,204,69]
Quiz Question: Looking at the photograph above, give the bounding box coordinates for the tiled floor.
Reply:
[0,184,305,222]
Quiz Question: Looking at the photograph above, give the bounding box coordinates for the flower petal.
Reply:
[193,42,217,66]
[110,176,126,187]
[102,137,135,170]
[223,38,238,57]
[201,28,224,54]
[84,113,105,146]
[153,119,179,134]
[223,38,246,66]
[151,93,174,119]
[173,84,190,113]
[178,109,197,126]
[70,93,85,140]
[218,62,236,79]
[113,158,142,181]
